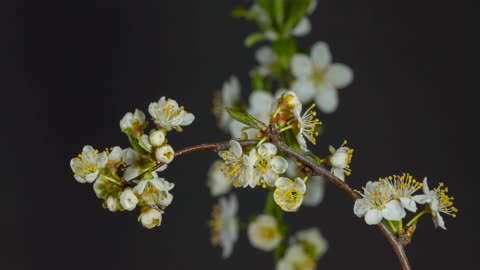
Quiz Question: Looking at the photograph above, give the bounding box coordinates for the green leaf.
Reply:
[274,244,287,262]
[273,0,285,27]
[128,135,149,155]
[256,0,274,20]
[272,38,296,68]
[283,0,311,34]
[280,129,300,152]
[306,153,323,164]
[226,107,265,130]
[244,32,267,47]
[232,7,248,18]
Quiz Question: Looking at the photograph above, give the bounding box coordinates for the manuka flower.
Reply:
[274,177,306,212]
[219,140,253,188]
[328,141,353,181]
[247,214,283,251]
[148,97,194,131]
[133,173,174,208]
[414,178,458,230]
[354,180,406,225]
[209,194,239,258]
[70,145,108,183]
[290,41,353,113]
[207,160,232,197]
[249,143,288,187]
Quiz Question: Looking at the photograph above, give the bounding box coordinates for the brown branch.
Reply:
[124,133,411,269]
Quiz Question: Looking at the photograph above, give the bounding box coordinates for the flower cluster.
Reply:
[354,173,458,231]
[70,97,194,229]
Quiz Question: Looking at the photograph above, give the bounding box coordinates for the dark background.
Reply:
[1,0,477,269]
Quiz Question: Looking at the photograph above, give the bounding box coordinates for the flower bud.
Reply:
[120,188,138,211]
[149,130,166,146]
[139,208,163,229]
[155,145,175,164]
[106,196,119,212]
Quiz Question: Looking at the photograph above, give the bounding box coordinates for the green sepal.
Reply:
[226,107,266,130]
[280,129,300,152]
[128,135,149,155]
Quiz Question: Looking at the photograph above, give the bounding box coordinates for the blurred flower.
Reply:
[213,76,241,131]
[70,145,108,183]
[149,97,194,131]
[248,214,283,251]
[255,46,278,76]
[209,194,239,258]
[276,244,315,270]
[290,228,328,260]
[291,41,353,113]
[207,160,232,197]
[354,180,406,225]
[285,158,326,207]
[274,177,306,212]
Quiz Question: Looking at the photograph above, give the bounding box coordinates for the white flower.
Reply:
[249,143,288,187]
[384,173,423,212]
[354,180,406,225]
[328,141,353,181]
[413,178,458,230]
[290,41,353,113]
[119,188,138,211]
[120,109,146,137]
[207,160,232,197]
[133,176,174,208]
[255,46,278,76]
[248,214,283,251]
[93,176,118,199]
[274,177,306,212]
[70,145,108,183]
[149,129,166,147]
[148,97,195,131]
[292,103,321,152]
[214,76,241,131]
[285,158,326,207]
[155,144,175,164]
[106,196,119,212]
[219,140,253,188]
[276,244,315,270]
[290,228,328,260]
[209,194,239,258]
[139,208,163,229]
[123,148,167,181]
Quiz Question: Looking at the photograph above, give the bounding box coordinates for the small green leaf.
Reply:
[244,32,267,47]
[272,38,296,68]
[273,0,285,27]
[283,0,312,34]
[274,244,287,262]
[280,129,300,152]
[226,107,265,130]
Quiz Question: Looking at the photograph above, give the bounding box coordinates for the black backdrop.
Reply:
[1,0,477,269]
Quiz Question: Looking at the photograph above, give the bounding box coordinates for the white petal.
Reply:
[133,109,145,123]
[123,148,138,165]
[421,177,430,196]
[294,177,306,194]
[292,17,311,37]
[229,140,243,157]
[365,209,383,225]
[332,167,345,181]
[291,79,315,103]
[307,0,318,14]
[271,156,288,174]
[97,152,108,168]
[433,213,446,230]
[258,143,277,156]
[74,175,86,183]
[311,41,331,70]
[314,83,338,113]
[326,63,353,88]
[154,164,168,172]
[412,194,431,204]
[400,197,417,212]
[275,177,293,189]
[291,54,313,79]
[303,177,326,207]
[255,46,275,65]
[109,146,124,162]
[123,166,139,181]
[180,113,195,126]
[382,200,406,221]
[354,199,371,217]
[85,171,99,183]
[296,131,309,152]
